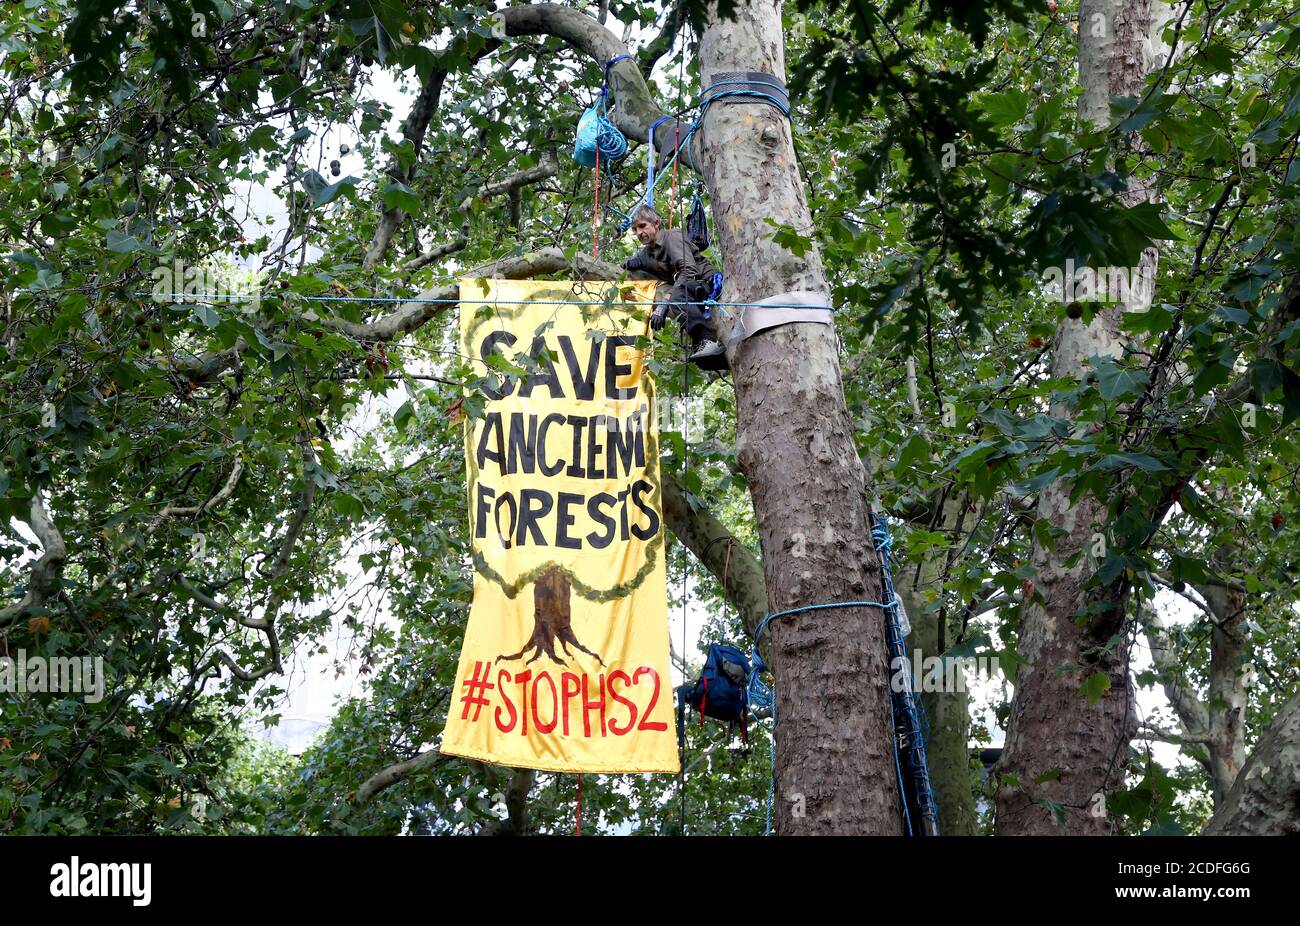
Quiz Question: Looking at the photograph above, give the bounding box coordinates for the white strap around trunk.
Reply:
[718,289,833,351]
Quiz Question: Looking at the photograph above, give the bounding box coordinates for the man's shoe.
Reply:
[688,338,729,371]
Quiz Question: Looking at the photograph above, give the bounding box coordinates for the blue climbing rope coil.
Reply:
[744,514,940,836]
[573,57,632,171]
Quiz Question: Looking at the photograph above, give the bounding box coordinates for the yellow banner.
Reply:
[439,279,680,774]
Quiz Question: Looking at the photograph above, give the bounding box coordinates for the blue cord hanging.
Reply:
[743,514,941,836]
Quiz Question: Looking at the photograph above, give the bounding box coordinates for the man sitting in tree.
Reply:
[622,205,726,367]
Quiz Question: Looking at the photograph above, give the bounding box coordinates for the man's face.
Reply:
[631,217,660,246]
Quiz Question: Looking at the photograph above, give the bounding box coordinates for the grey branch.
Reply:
[315,247,626,342]
[195,434,317,682]
[1137,604,1210,737]
[0,493,67,627]
[460,149,559,210]
[404,150,560,273]
[146,459,245,534]
[499,4,677,165]
[357,747,447,805]
[402,238,468,273]
[1204,690,1300,835]
[641,1,688,77]
[477,767,537,835]
[363,68,451,269]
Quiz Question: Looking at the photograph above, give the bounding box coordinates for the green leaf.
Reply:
[1091,357,1149,401]
[1097,452,1168,472]
[1078,671,1112,704]
[393,400,414,432]
[382,182,421,215]
[313,176,360,207]
[894,433,931,472]
[1281,364,1300,424]
[191,305,219,328]
[979,89,1029,128]
[106,229,144,253]
[373,16,390,65]
[1123,202,1179,241]
[1250,358,1283,397]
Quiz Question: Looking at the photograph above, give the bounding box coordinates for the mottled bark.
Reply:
[995,0,1172,835]
[697,0,900,835]
[1198,578,1249,804]
[1204,691,1300,835]
[478,768,538,835]
[0,494,66,629]
[897,499,978,835]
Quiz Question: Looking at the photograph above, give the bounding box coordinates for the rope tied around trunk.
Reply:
[745,513,940,836]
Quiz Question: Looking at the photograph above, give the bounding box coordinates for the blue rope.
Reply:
[593,114,629,167]
[620,118,699,229]
[131,293,832,312]
[603,54,633,84]
[697,78,792,119]
[617,76,789,230]
[581,56,633,173]
[874,514,941,837]
[645,116,674,210]
[744,515,940,836]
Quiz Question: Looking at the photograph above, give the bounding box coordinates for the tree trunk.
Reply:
[897,498,978,835]
[1198,575,1249,805]
[696,0,900,835]
[995,0,1171,834]
[503,0,902,834]
[1204,690,1300,835]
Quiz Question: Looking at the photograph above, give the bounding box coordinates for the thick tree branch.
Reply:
[403,239,468,273]
[357,747,447,805]
[499,4,678,163]
[641,1,688,78]
[661,470,768,642]
[146,459,245,534]
[1138,604,1211,737]
[316,247,627,341]
[363,67,451,269]
[477,767,536,835]
[1204,690,1300,835]
[404,150,561,273]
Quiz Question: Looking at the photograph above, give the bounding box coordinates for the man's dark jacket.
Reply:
[624,227,719,304]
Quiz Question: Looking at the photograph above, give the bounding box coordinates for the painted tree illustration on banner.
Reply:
[498,566,604,666]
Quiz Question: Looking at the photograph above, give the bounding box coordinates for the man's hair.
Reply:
[633,205,662,226]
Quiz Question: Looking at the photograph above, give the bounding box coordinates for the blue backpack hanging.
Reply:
[676,644,751,745]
